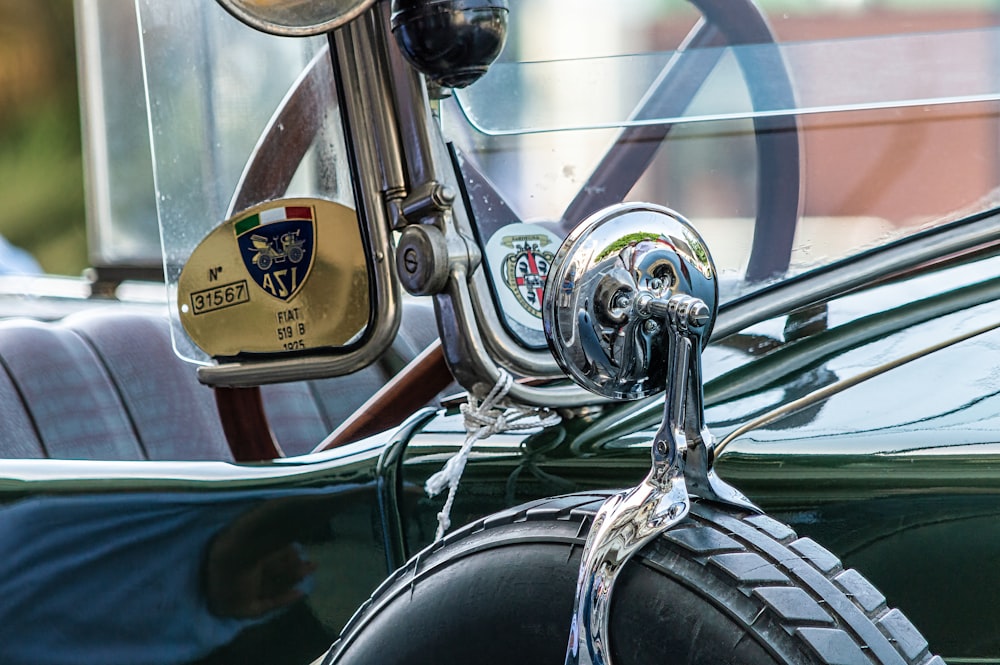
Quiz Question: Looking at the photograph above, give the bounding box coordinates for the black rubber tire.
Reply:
[324,493,942,665]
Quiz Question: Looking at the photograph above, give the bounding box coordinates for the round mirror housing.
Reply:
[542,203,717,400]
[216,0,375,36]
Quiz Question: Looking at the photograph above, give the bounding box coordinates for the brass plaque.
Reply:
[177,198,370,358]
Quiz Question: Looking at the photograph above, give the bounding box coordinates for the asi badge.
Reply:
[177,198,369,359]
[485,223,563,331]
[235,205,315,301]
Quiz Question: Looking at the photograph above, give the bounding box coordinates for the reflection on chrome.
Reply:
[543,203,717,400]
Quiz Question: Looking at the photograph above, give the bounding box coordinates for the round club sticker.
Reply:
[485,223,563,331]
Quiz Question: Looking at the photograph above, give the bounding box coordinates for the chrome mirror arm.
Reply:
[566,294,760,665]
[542,205,762,664]
[677,300,759,513]
[566,294,703,665]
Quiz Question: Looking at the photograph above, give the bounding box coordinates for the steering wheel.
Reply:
[220,0,801,431]
[234,1,799,284]
[559,0,800,283]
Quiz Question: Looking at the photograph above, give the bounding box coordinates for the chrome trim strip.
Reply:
[714,214,1000,341]
[0,440,381,490]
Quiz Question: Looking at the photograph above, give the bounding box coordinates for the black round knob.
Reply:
[390,0,508,89]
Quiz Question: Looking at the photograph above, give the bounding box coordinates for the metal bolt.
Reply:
[643,319,659,334]
[613,292,632,310]
[433,184,457,207]
[688,302,710,328]
[402,247,420,275]
[633,292,653,317]
[649,278,664,291]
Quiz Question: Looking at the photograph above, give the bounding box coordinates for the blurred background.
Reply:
[0,0,85,275]
[1,0,998,278]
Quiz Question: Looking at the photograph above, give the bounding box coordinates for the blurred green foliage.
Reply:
[0,0,87,275]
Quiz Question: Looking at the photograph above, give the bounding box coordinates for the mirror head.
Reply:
[216,0,375,36]
[542,203,717,400]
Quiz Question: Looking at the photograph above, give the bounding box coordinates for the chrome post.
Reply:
[565,294,704,665]
[681,312,758,511]
[372,2,599,404]
[334,7,408,200]
[565,291,758,665]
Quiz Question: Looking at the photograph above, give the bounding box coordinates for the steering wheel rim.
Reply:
[695,0,801,283]
[559,0,800,283]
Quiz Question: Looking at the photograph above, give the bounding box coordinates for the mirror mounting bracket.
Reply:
[566,291,759,665]
[544,204,759,665]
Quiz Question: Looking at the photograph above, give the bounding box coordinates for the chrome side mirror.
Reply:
[543,203,717,400]
[543,203,757,665]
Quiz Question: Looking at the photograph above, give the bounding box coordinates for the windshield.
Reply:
[136,2,354,365]
[443,0,1000,347]
[134,0,1000,362]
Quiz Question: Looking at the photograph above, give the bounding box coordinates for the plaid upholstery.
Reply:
[0,319,144,459]
[64,310,232,461]
[0,302,444,461]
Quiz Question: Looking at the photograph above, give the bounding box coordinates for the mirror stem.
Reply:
[565,293,760,665]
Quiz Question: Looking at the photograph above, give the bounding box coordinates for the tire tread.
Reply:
[326,493,938,665]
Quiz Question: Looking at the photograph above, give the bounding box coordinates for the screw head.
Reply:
[402,247,420,274]
[688,302,711,328]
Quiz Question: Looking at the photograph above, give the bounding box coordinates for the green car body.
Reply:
[5,1,1000,664]
[4,213,995,663]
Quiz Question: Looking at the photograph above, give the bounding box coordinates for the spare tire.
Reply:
[324,492,942,665]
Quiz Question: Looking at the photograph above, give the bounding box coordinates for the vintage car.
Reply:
[1,0,999,663]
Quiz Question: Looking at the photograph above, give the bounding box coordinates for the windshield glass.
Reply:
[457,28,1000,134]
[443,0,1000,347]
[133,0,1000,360]
[136,2,354,364]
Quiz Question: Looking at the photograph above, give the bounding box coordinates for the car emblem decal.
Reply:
[177,198,369,359]
[501,238,553,318]
[234,205,316,301]
[485,224,563,332]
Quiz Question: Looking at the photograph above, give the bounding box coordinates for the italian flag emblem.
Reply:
[235,204,316,302]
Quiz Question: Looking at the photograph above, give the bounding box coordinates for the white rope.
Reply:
[425,370,560,540]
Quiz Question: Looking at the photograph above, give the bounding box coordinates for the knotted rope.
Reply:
[425,370,560,540]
